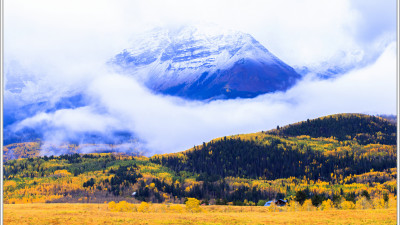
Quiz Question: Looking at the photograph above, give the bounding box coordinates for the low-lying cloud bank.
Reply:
[11,42,396,155]
[4,0,396,155]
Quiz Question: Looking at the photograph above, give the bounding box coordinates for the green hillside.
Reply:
[3,113,397,207]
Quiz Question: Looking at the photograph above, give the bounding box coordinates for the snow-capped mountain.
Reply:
[3,24,301,146]
[112,24,301,100]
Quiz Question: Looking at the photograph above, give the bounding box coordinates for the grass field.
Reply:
[3,203,397,225]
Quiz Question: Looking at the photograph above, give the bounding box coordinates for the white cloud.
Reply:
[15,41,394,155]
[4,0,397,155]
[5,0,396,70]
[15,106,120,133]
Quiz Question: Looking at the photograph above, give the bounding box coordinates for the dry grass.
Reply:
[4,203,397,225]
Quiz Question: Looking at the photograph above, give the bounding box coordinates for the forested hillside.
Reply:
[269,113,396,145]
[3,113,397,207]
[151,114,396,181]
[151,136,395,181]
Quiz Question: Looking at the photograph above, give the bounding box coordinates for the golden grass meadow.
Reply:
[3,203,397,225]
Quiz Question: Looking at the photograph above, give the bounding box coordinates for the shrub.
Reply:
[319,199,334,211]
[138,202,150,213]
[248,201,256,206]
[186,198,201,213]
[108,201,117,211]
[257,200,267,206]
[108,201,135,212]
[233,200,244,206]
[115,201,135,212]
[340,201,355,210]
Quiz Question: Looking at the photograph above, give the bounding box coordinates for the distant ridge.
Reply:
[268,113,396,145]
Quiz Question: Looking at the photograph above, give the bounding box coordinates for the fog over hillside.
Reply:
[3,0,397,155]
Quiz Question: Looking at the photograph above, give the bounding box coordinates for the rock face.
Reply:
[112,24,301,100]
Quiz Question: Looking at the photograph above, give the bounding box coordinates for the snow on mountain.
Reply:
[4,24,301,145]
[112,24,301,100]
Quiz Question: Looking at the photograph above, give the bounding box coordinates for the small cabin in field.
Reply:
[264,199,287,207]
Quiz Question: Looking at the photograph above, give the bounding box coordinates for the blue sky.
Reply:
[4,0,397,154]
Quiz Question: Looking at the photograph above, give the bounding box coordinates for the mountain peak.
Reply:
[113,24,301,100]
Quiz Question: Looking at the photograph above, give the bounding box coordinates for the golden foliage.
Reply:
[108,201,116,210]
[372,198,385,209]
[53,169,72,177]
[185,198,201,213]
[4,180,17,191]
[286,201,301,212]
[340,201,355,210]
[301,200,316,211]
[355,197,372,210]
[108,201,137,212]
[267,202,279,212]
[138,202,150,213]
[319,199,334,211]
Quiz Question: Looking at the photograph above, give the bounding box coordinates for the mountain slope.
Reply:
[150,114,396,180]
[112,24,301,100]
[3,113,397,205]
[269,113,397,145]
